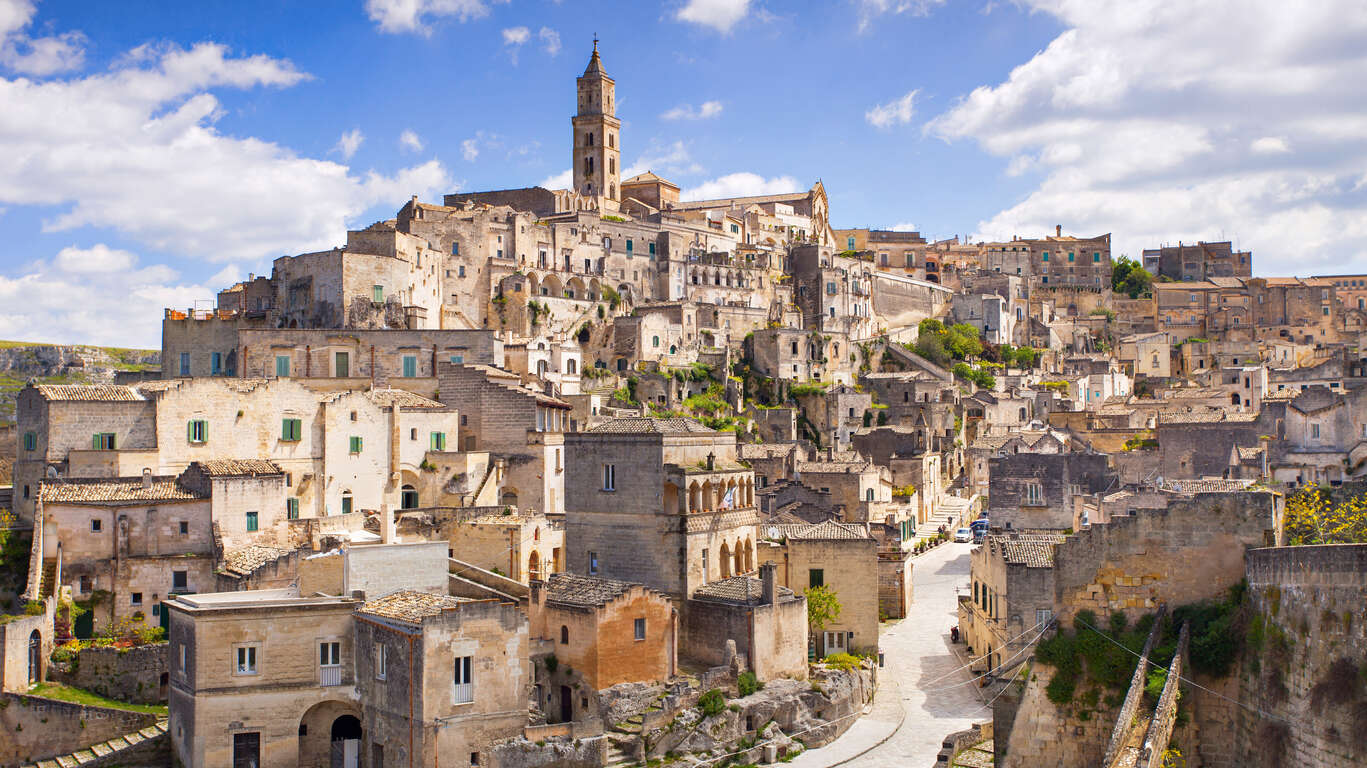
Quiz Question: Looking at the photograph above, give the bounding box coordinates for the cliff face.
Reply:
[0,342,159,424]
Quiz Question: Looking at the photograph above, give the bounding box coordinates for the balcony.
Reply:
[319,664,343,686]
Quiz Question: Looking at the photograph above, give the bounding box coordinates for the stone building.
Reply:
[527,573,676,721]
[1142,240,1252,282]
[987,451,1114,530]
[167,585,529,768]
[769,520,880,657]
[448,512,565,583]
[958,532,1066,674]
[681,563,807,680]
[563,417,759,597]
[15,379,463,524]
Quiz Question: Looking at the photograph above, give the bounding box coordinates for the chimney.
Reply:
[380,503,396,544]
[1056,224,1062,237]
[141,468,152,491]
[760,562,776,605]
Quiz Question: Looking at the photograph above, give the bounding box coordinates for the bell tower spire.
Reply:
[572,39,620,208]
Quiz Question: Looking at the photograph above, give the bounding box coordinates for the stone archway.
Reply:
[298,700,363,768]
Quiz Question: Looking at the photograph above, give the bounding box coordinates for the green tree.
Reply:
[805,585,842,631]
[1112,256,1153,298]
[914,333,950,366]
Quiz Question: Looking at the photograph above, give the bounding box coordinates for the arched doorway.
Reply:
[298,700,363,768]
[529,551,541,581]
[401,484,419,509]
[500,489,518,508]
[27,630,40,685]
[331,715,362,768]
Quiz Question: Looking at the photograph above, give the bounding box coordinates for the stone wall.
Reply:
[999,664,1121,768]
[0,692,157,766]
[50,643,168,705]
[1231,544,1367,768]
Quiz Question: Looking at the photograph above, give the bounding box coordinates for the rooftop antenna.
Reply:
[593,33,598,52]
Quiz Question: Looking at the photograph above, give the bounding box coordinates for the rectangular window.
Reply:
[809,569,824,589]
[1312,423,1321,439]
[350,436,363,454]
[454,656,473,703]
[92,433,116,450]
[372,285,384,303]
[589,551,599,575]
[458,265,466,277]
[1036,608,1054,627]
[281,418,302,442]
[335,352,349,377]
[173,570,188,591]
[626,239,633,253]
[23,432,34,451]
[430,432,446,451]
[246,511,258,532]
[375,643,387,680]
[1041,252,1049,262]
[286,498,299,520]
[341,495,353,515]
[179,520,188,534]
[1026,483,1043,505]
[1093,252,1101,262]
[236,646,257,674]
[1068,252,1075,262]
[649,242,656,255]
[403,355,417,378]
[634,618,646,641]
[452,241,459,255]
[131,592,142,605]
[275,354,290,377]
[211,352,222,375]
[449,354,463,364]
[179,352,190,376]
[91,518,102,532]
[602,464,615,491]
[187,419,208,443]
[179,643,186,672]
[320,641,340,667]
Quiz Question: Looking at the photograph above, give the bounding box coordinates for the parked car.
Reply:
[954,528,973,543]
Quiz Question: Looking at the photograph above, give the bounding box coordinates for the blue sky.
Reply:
[0,0,1364,347]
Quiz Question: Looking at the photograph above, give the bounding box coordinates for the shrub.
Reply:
[699,688,726,717]
[737,670,763,697]
[822,652,861,672]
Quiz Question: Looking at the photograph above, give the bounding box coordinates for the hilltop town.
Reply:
[0,44,1363,768]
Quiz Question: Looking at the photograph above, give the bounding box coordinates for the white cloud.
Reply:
[399,129,424,153]
[623,140,705,179]
[866,89,918,129]
[364,0,499,34]
[462,138,479,162]
[0,36,450,270]
[333,128,364,160]
[854,0,946,32]
[681,172,800,202]
[539,27,561,56]
[0,0,85,75]
[502,25,529,45]
[54,243,136,273]
[539,168,572,189]
[1250,136,1290,154]
[928,0,1367,274]
[890,222,918,232]
[676,0,751,34]
[0,246,216,347]
[661,101,724,121]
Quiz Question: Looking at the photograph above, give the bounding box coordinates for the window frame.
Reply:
[453,655,474,704]
[281,418,303,442]
[187,419,208,444]
[633,617,646,642]
[234,644,259,676]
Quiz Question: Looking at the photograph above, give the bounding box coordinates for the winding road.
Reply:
[788,540,987,767]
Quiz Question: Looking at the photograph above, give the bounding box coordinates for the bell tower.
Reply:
[572,39,621,206]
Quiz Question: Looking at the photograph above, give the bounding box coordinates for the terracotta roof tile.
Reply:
[219,545,291,578]
[367,389,446,409]
[988,533,1066,568]
[196,459,283,477]
[34,384,142,402]
[586,417,713,434]
[785,520,873,541]
[542,573,642,608]
[40,477,204,505]
[358,589,471,625]
[1161,478,1255,494]
[691,576,796,605]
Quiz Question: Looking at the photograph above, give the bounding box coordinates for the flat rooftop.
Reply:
[172,589,355,611]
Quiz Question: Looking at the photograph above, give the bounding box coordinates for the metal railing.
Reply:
[319,665,342,686]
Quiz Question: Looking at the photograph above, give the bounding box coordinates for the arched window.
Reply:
[866,488,874,501]
[608,158,615,174]
[560,625,569,644]
[587,132,594,147]
[401,485,418,509]
[609,183,615,198]
[585,157,594,174]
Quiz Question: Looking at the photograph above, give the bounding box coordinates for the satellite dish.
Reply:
[767,526,781,540]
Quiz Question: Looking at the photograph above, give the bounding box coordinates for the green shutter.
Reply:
[93,434,101,450]
[287,498,299,519]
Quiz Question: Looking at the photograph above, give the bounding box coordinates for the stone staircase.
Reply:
[604,714,644,767]
[914,495,972,541]
[39,559,57,599]
[29,719,168,768]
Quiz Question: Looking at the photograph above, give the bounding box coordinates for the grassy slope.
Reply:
[29,682,168,715]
